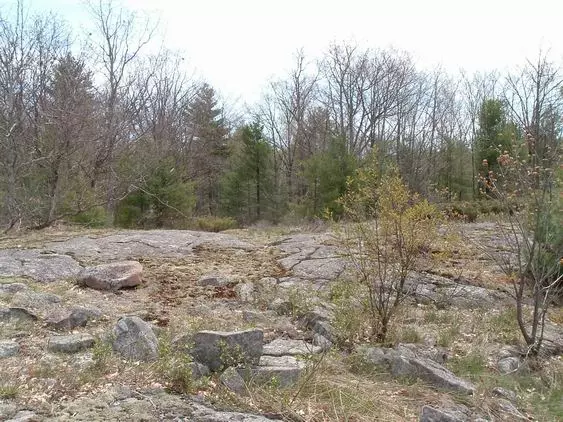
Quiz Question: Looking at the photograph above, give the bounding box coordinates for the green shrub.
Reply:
[193,216,238,232]
[69,206,109,227]
[157,336,195,393]
[448,351,487,378]
[115,158,195,229]
[0,384,18,399]
[329,279,371,348]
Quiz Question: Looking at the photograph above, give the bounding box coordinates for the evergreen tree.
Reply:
[185,83,229,214]
[302,136,357,218]
[221,123,275,223]
[476,99,517,171]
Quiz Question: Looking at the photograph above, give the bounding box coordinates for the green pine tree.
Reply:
[302,136,357,218]
[220,123,275,223]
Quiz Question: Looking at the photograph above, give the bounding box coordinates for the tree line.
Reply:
[0,1,561,231]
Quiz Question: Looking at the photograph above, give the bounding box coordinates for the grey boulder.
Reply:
[113,316,158,361]
[191,329,263,371]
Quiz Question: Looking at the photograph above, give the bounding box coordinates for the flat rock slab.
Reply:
[113,316,158,361]
[48,334,95,353]
[276,234,347,281]
[245,366,302,388]
[263,338,322,356]
[190,402,277,421]
[409,272,510,308]
[46,230,255,261]
[5,410,40,422]
[259,355,305,368]
[0,340,20,358]
[79,261,143,290]
[0,249,81,282]
[191,329,263,371]
[197,274,231,287]
[420,405,469,422]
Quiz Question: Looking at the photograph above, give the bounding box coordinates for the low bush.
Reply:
[193,216,238,232]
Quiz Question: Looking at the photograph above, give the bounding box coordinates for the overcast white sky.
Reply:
[20,0,563,105]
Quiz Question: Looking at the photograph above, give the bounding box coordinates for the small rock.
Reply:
[263,338,322,356]
[420,405,468,422]
[268,298,293,316]
[190,362,210,379]
[0,403,17,420]
[497,356,520,374]
[46,306,102,331]
[492,386,517,402]
[423,335,437,347]
[298,310,335,342]
[197,274,230,287]
[5,410,39,422]
[78,261,143,290]
[242,310,268,323]
[497,399,527,420]
[497,346,521,359]
[235,282,255,302]
[312,333,333,351]
[258,277,277,288]
[73,352,95,369]
[47,334,95,353]
[0,283,27,294]
[191,329,263,371]
[113,316,159,361]
[359,346,390,366]
[0,340,20,358]
[220,366,248,395]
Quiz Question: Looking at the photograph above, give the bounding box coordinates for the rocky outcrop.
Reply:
[112,316,159,361]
